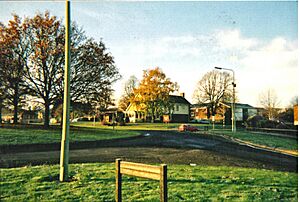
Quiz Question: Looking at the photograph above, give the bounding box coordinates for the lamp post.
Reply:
[215,67,236,133]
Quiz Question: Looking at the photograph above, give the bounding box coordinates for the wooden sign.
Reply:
[116,159,167,202]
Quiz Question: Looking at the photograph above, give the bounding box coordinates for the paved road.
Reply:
[0,131,297,172]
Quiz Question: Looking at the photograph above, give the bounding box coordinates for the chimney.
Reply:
[180,92,185,98]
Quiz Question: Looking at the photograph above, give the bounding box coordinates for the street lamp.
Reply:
[215,67,236,133]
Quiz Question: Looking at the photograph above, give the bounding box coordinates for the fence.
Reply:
[116,159,167,202]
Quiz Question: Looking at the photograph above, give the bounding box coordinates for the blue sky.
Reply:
[0,1,298,107]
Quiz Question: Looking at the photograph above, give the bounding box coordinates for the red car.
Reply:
[178,124,199,132]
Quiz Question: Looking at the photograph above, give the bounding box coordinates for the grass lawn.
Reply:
[71,121,182,131]
[0,127,140,145]
[0,163,297,201]
[211,130,298,152]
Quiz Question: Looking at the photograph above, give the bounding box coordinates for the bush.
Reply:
[246,115,266,128]
[259,120,277,128]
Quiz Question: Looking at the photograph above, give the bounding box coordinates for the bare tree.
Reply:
[193,70,233,118]
[259,88,280,120]
[118,75,138,111]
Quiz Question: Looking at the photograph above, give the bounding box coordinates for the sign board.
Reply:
[116,159,167,202]
[163,115,170,123]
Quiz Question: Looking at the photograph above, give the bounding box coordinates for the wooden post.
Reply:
[59,0,71,182]
[160,164,167,202]
[116,160,167,201]
[116,159,122,202]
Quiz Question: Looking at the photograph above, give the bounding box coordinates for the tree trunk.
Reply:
[13,86,19,124]
[0,101,2,127]
[44,100,50,128]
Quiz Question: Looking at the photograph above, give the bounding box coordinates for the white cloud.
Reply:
[237,37,298,107]
[216,29,258,50]
[112,29,298,107]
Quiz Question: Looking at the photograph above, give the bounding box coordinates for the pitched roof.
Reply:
[169,95,191,105]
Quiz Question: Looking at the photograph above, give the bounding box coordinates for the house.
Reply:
[125,93,191,123]
[1,108,43,124]
[168,94,191,123]
[19,109,43,124]
[99,107,125,124]
[191,102,258,125]
[1,108,14,123]
[230,103,258,123]
[191,103,224,122]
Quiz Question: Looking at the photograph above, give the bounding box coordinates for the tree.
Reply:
[193,70,233,118]
[0,54,7,124]
[132,67,178,122]
[70,39,121,111]
[277,96,298,123]
[289,96,298,107]
[259,88,279,120]
[118,75,138,111]
[0,15,31,123]
[23,12,65,128]
[1,12,121,128]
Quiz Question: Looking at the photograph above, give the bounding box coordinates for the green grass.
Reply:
[0,163,297,201]
[72,121,182,131]
[211,130,298,151]
[0,127,140,145]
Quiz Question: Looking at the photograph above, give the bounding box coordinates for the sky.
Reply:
[0,1,298,107]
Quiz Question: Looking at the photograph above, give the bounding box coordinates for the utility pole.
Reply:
[60,0,71,182]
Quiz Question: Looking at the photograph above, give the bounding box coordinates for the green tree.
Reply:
[132,67,178,122]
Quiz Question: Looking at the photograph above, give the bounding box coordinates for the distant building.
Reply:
[126,93,190,123]
[99,107,125,123]
[191,102,258,125]
[191,103,224,122]
[168,95,191,123]
[20,109,43,124]
[1,108,14,123]
[1,108,43,124]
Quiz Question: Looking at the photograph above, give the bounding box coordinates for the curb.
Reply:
[208,132,298,158]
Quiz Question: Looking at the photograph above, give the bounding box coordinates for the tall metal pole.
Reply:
[60,0,71,182]
[215,67,236,133]
[232,71,236,133]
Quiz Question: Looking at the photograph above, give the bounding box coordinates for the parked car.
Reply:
[178,124,199,132]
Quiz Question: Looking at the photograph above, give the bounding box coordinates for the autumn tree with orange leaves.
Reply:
[131,67,178,122]
[1,12,121,128]
[0,15,31,124]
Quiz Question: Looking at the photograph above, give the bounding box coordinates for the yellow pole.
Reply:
[60,0,71,182]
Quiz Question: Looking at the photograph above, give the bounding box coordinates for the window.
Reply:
[176,105,179,111]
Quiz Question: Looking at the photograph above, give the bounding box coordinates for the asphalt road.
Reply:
[0,131,297,172]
